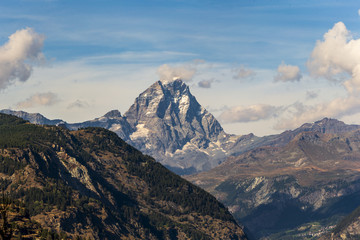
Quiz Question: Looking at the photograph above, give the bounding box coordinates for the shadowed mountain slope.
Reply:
[0,113,248,240]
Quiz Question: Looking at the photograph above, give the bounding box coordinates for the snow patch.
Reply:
[178,95,190,114]
[109,124,122,131]
[130,124,150,140]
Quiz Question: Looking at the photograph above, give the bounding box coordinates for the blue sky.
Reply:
[1,0,360,136]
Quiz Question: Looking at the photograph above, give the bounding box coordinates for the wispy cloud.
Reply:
[219,104,283,123]
[157,63,196,83]
[275,97,360,130]
[82,51,197,64]
[0,28,45,90]
[16,92,58,108]
[232,65,255,80]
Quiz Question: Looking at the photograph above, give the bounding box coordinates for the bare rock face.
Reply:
[123,80,236,173]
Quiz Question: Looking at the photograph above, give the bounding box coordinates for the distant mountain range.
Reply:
[187,118,360,239]
[9,80,356,176]
[0,113,248,239]
[1,79,262,174]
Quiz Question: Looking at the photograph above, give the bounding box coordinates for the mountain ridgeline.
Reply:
[1,79,260,175]
[8,80,359,176]
[6,80,360,239]
[188,118,360,239]
[0,113,247,239]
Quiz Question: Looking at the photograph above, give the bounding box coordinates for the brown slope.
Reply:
[187,130,360,239]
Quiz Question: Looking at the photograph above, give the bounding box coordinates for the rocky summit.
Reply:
[0,113,248,240]
[122,79,240,174]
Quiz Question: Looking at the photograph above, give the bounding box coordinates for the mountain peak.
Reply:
[314,117,343,126]
[103,109,122,118]
[125,79,197,122]
[123,80,228,173]
[298,117,358,134]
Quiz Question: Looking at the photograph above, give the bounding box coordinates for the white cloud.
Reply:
[232,65,255,80]
[157,64,196,83]
[270,22,360,130]
[358,9,360,16]
[16,92,58,108]
[274,62,302,82]
[0,28,45,90]
[275,96,360,130]
[219,104,283,123]
[271,22,360,130]
[198,79,214,88]
[307,21,360,93]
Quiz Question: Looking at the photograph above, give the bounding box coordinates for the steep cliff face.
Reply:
[125,80,224,150]
[188,128,360,239]
[123,80,239,173]
[0,113,248,240]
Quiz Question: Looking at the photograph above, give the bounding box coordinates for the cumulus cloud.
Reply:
[219,104,283,123]
[157,64,196,83]
[16,92,58,108]
[232,65,255,80]
[0,28,45,90]
[307,21,360,93]
[271,22,360,130]
[274,62,302,82]
[198,79,214,88]
[67,99,90,109]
